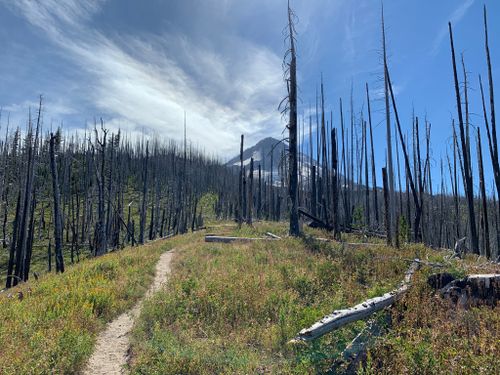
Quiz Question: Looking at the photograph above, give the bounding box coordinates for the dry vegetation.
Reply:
[129,222,498,374]
[0,221,497,374]
[363,273,500,374]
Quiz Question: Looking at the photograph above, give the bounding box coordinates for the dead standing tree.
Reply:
[139,141,149,244]
[480,6,499,255]
[49,132,65,273]
[382,7,396,245]
[238,134,244,228]
[92,121,108,255]
[282,1,300,236]
[449,22,479,254]
[476,129,491,258]
[386,65,422,242]
[247,157,254,225]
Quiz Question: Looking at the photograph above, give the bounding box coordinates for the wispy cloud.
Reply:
[2,0,285,156]
[431,0,475,56]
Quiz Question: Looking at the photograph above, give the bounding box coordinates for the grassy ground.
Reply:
[128,222,497,374]
[0,235,184,375]
[362,266,500,374]
[1,221,498,374]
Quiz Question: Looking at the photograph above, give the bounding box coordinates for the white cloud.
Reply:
[431,0,475,56]
[3,0,286,157]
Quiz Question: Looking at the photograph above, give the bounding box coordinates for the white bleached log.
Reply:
[265,232,282,239]
[290,260,420,343]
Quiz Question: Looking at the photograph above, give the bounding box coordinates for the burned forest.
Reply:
[0,1,499,375]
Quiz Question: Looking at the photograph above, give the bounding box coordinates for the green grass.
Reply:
[2,221,498,374]
[129,222,449,374]
[0,235,183,375]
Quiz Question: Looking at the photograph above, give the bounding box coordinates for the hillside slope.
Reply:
[0,235,187,374]
[129,222,500,374]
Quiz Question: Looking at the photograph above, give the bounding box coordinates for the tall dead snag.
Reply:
[484,6,496,160]
[6,192,21,288]
[415,118,424,241]
[50,133,65,273]
[258,164,262,219]
[139,141,149,245]
[340,98,350,228]
[385,65,421,242]
[238,134,244,228]
[247,157,254,225]
[366,84,379,227]
[14,101,41,284]
[285,1,300,236]
[449,22,479,254]
[331,128,340,239]
[395,122,403,218]
[242,166,247,220]
[481,7,499,255]
[477,129,491,258]
[382,7,396,245]
[382,167,391,246]
[93,121,108,255]
[320,78,330,224]
[363,121,370,227]
[311,165,317,217]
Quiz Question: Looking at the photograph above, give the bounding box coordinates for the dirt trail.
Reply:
[83,250,174,375]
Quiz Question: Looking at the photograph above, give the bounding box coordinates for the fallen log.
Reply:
[405,258,444,268]
[331,315,389,374]
[265,232,282,239]
[313,238,375,249]
[298,208,333,231]
[299,208,387,239]
[345,227,387,239]
[314,237,333,242]
[290,260,420,343]
[204,235,279,243]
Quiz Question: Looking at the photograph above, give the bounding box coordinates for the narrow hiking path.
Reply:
[83,250,175,375]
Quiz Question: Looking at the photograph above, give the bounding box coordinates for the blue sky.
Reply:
[0,0,499,191]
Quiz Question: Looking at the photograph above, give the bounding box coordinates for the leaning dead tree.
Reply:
[449,22,479,254]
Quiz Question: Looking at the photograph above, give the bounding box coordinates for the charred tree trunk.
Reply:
[238,134,244,228]
[247,157,254,225]
[449,22,479,254]
[286,2,300,236]
[50,133,65,273]
[366,84,379,227]
[331,129,340,239]
[477,129,491,258]
[139,141,149,245]
[382,8,396,245]
[382,167,391,246]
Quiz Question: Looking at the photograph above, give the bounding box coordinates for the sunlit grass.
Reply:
[0,235,183,374]
[129,222,447,374]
